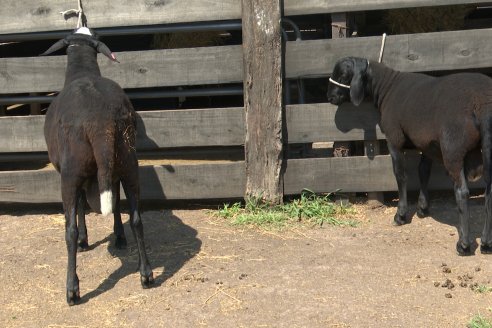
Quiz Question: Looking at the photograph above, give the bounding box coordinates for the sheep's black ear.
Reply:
[40,38,68,56]
[96,41,120,63]
[349,59,368,106]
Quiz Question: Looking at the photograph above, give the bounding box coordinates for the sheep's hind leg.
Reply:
[113,181,127,249]
[62,175,81,305]
[417,154,432,218]
[454,169,473,256]
[388,143,408,225]
[77,190,89,251]
[121,178,154,288]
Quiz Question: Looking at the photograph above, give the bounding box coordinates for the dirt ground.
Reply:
[2,193,492,328]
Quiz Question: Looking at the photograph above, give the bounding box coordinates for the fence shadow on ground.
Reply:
[80,210,201,304]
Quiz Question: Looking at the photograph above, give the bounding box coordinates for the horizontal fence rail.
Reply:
[0,104,385,153]
[0,155,484,203]
[286,27,492,78]
[284,0,492,16]
[0,0,242,35]
[0,45,243,94]
[2,0,491,35]
[4,27,492,95]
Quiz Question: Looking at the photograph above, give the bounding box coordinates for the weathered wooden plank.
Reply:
[0,162,245,203]
[284,155,485,195]
[287,28,492,78]
[0,108,245,153]
[0,103,387,153]
[135,107,245,150]
[0,0,242,35]
[5,27,492,94]
[1,0,487,36]
[1,155,486,203]
[242,0,284,204]
[0,115,47,152]
[284,0,491,16]
[287,103,384,143]
[0,45,243,94]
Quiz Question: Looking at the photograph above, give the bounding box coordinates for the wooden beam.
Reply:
[286,28,492,79]
[134,108,245,150]
[5,28,492,95]
[241,0,284,204]
[284,155,485,195]
[0,108,245,153]
[287,103,384,143]
[0,45,243,94]
[284,0,491,16]
[2,0,488,35]
[0,103,385,153]
[0,162,245,203]
[0,155,485,203]
[0,0,242,35]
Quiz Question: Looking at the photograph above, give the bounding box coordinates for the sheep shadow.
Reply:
[386,190,485,254]
[80,210,201,304]
[334,102,382,159]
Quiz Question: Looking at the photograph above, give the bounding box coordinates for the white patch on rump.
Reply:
[100,190,113,216]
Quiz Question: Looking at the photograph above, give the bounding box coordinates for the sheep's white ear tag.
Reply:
[75,27,92,36]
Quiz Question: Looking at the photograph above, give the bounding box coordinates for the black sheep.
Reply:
[41,27,153,305]
[327,57,492,256]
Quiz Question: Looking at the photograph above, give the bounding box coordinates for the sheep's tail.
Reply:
[93,126,116,216]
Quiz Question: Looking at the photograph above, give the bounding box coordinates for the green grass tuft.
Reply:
[475,285,492,294]
[214,189,358,229]
[468,314,492,328]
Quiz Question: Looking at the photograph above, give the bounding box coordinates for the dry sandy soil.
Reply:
[1,193,492,328]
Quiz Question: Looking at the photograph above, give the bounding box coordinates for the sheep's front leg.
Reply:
[388,143,408,225]
[62,177,81,305]
[417,154,432,218]
[454,169,472,256]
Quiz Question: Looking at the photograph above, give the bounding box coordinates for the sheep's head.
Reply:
[327,57,368,106]
[40,27,119,62]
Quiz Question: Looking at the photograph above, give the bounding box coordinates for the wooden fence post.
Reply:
[241,0,284,204]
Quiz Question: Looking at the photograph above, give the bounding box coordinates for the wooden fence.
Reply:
[1,0,491,203]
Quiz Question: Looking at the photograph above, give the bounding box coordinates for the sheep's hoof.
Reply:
[480,243,492,254]
[416,207,429,218]
[140,272,155,289]
[456,242,473,256]
[392,213,407,226]
[66,289,81,306]
[78,240,90,252]
[114,236,127,249]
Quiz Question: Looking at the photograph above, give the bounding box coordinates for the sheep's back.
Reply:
[44,76,137,174]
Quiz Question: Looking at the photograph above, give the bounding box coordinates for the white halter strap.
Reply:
[328,77,351,89]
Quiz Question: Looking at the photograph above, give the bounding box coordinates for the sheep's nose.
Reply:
[327,94,335,104]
